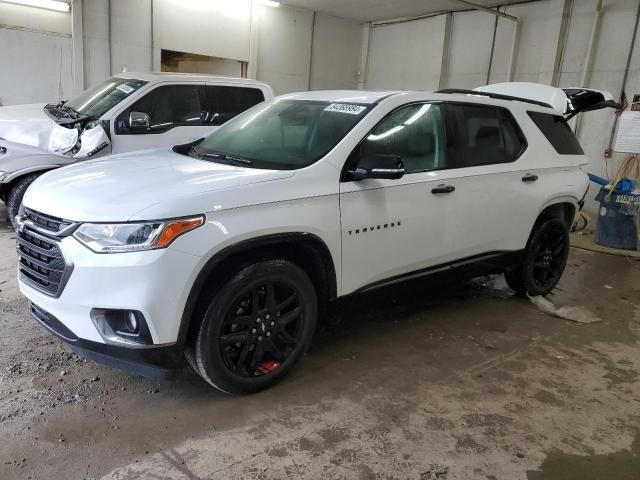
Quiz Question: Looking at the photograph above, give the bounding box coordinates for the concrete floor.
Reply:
[1,204,639,480]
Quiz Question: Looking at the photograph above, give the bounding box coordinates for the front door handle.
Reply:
[431,184,456,194]
[522,173,539,183]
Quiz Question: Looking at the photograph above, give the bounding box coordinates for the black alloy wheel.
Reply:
[189,260,317,394]
[505,218,570,296]
[529,223,568,291]
[219,281,305,377]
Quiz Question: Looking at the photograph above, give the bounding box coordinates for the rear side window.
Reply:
[204,86,265,126]
[445,104,527,168]
[527,112,584,155]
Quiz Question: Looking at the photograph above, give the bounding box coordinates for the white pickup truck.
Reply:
[0,72,273,227]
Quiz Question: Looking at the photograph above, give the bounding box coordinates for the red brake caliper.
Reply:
[258,360,281,374]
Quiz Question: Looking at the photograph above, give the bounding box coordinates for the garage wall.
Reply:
[154,0,251,62]
[111,0,152,74]
[1,0,363,103]
[310,13,362,90]
[255,4,314,95]
[563,0,640,210]
[447,10,495,89]
[366,16,446,90]
[0,3,74,106]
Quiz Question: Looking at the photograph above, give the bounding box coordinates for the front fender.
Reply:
[0,139,73,185]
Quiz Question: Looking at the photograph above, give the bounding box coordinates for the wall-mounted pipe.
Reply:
[439,12,453,89]
[107,0,112,74]
[551,0,573,87]
[574,0,602,137]
[454,0,520,82]
[486,10,499,84]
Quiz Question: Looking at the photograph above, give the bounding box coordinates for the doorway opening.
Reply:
[161,49,247,77]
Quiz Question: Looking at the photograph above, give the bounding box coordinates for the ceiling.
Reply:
[282,0,520,22]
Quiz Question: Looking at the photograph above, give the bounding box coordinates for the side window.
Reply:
[204,86,265,126]
[445,104,526,167]
[358,103,447,174]
[115,85,203,134]
[527,111,584,155]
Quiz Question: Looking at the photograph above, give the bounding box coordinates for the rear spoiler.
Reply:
[561,88,620,119]
[469,82,620,118]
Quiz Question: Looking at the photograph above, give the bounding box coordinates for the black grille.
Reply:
[24,208,73,234]
[17,228,68,296]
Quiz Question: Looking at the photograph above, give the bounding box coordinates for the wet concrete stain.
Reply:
[527,433,640,480]
[533,389,565,407]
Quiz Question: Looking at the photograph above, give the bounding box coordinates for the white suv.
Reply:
[15,84,615,394]
[0,72,273,227]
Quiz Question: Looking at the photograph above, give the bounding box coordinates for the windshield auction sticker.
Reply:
[324,103,367,115]
[116,84,135,94]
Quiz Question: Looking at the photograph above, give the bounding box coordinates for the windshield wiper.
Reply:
[192,147,253,167]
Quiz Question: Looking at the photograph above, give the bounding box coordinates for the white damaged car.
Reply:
[0,73,272,227]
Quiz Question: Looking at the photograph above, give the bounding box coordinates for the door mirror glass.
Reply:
[350,154,405,181]
[129,111,150,130]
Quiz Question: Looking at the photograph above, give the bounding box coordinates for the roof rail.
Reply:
[435,89,553,109]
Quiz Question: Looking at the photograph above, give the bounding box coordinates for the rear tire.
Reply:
[188,259,317,394]
[6,174,40,229]
[505,218,570,297]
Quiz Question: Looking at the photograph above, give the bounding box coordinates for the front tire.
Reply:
[6,174,40,229]
[189,260,317,394]
[505,218,570,296]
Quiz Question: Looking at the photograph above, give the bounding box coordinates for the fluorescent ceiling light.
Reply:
[0,0,70,12]
[259,0,280,7]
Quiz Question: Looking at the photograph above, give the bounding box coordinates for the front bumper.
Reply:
[29,302,185,378]
[18,231,203,348]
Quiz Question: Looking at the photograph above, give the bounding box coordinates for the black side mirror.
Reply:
[350,154,405,181]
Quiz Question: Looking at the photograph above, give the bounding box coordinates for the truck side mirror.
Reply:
[349,154,405,181]
[129,111,150,130]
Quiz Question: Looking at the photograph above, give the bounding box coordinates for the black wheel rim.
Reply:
[218,280,305,378]
[531,227,567,290]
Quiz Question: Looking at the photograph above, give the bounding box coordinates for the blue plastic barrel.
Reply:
[595,188,638,250]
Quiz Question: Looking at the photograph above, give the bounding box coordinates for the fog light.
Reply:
[126,311,138,333]
[91,308,152,346]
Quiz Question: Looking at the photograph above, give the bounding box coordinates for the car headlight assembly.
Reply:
[73,216,204,253]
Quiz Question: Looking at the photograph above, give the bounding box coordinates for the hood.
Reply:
[23,148,295,221]
[0,139,69,177]
[0,103,56,148]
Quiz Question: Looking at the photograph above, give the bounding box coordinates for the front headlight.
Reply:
[73,216,204,253]
[49,125,80,154]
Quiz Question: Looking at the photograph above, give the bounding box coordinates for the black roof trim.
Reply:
[435,89,553,109]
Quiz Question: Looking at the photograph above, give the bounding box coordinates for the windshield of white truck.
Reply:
[192,100,373,170]
[62,77,147,119]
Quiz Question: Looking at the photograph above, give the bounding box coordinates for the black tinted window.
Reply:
[528,112,584,155]
[358,103,447,173]
[204,86,265,126]
[116,85,203,134]
[445,104,526,167]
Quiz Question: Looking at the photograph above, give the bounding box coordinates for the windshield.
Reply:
[194,99,373,170]
[64,77,147,118]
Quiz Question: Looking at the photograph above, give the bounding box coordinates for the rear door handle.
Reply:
[431,184,456,194]
[522,174,539,183]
